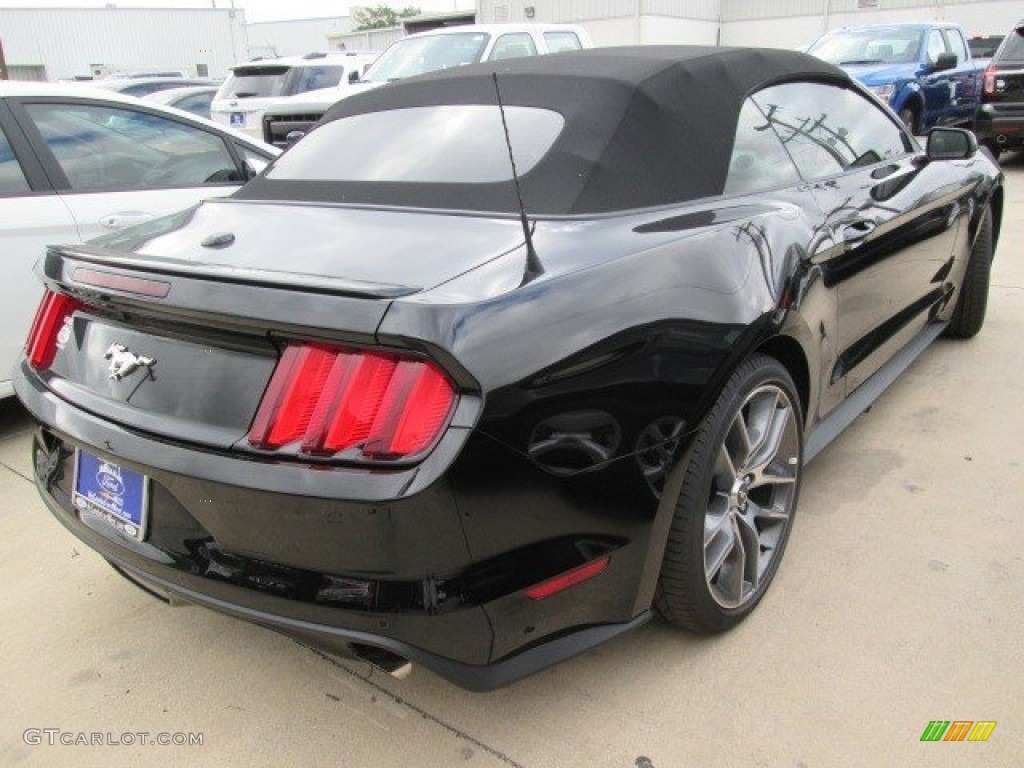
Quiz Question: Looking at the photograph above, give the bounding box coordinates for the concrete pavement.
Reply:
[1,154,1022,768]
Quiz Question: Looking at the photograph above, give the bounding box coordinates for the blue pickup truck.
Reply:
[807,23,985,134]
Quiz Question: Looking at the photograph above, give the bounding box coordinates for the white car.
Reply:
[142,85,220,119]
[210,51,378,141]
[261,23,592,148]
[92,77,220,98]
[0,81,279,398]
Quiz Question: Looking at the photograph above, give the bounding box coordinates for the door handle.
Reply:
[842,220,877,243]
[99,211,155,231]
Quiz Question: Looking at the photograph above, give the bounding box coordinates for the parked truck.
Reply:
[974,18,1024,157]
[807,22,986,134]
[261,23,592,149]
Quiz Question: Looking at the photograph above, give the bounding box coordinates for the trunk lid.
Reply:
[36,200,522,448]
[91,199,527,293]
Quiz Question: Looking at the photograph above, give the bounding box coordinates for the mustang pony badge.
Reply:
[104,343,156,381]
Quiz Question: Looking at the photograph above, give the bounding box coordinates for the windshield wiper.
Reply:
[839,59,884,66]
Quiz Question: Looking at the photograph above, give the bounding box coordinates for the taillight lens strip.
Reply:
[249,342,456,462]
[983,65,996,95]
[26,289,84,370]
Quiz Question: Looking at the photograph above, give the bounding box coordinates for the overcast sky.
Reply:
[0,0,474,23]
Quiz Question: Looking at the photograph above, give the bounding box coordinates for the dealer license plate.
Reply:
[73,450,149,540]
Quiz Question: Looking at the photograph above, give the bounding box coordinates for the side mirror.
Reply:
[348,70,360,84]
[926,127,977,161]
[931,52,958,73]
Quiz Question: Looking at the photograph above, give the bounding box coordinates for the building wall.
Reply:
[246,16,354,59]
[327,26,406,53]
[720,0,1023,49]
[476,0,1021,48]
[640,16,718,44]
[0,8,247,81]
[477,0,719,44]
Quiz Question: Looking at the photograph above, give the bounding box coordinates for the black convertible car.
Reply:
[16,47,1002,690]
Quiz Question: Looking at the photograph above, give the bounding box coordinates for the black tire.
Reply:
[980,140,1002,162]
[944,204,994,339]
[898,107,918,135]
[656,354,803,634]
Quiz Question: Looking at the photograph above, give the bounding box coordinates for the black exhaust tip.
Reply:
[350,643,413,678]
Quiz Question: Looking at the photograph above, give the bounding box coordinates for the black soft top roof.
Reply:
[237,46,850,215]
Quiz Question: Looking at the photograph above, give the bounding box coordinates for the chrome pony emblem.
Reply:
[104,343,156,381]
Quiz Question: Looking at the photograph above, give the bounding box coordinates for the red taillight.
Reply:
[983,65,996,96]
[525,556,611,600]
[248,343,456,461]
[26,290,84,369]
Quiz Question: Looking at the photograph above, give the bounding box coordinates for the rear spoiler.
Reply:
[38,244,403,340]
[45,244,420,300]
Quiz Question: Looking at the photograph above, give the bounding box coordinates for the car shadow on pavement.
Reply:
[998,149,1023,167]
[0,398,34,441]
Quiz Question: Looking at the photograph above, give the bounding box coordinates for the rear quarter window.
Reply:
[292,66,346,94]
[544,31,582,53]
[489,33,538,61]
[724,100,801,196]
[753,81,912,181]
[218,67,291,99]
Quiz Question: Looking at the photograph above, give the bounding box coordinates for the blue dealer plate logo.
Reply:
[74,451,148,540]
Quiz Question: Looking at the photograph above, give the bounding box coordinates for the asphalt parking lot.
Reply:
[1,153,1022,768]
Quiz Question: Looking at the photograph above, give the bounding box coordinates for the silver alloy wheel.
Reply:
[703,384,800,609]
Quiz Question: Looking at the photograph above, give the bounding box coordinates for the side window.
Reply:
[945,29,968,64]
[0,126,31,196]
[25,103,242,191]
[294,66,345,94]
[489,33,539,61]
[926,29,947,65]
[544,31,582,53]
[724,100,801,196]
[753,82,912,181]
[174,92,215,118]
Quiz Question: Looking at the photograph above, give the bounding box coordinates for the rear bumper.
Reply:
[16,366,654,690]
[34,472,648,691]
[974,103,1024,148]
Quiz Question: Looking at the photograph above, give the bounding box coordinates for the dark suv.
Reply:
[976,19,1024,156]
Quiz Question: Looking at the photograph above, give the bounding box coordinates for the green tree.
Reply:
[353,5,421,31]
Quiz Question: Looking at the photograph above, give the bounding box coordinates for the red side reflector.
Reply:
[26,290,84,369]
[248,343,456,461]
[525,556,611,600]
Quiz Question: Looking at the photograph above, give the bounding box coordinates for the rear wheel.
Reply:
[944,204,994,339]
[656,355,802,633]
